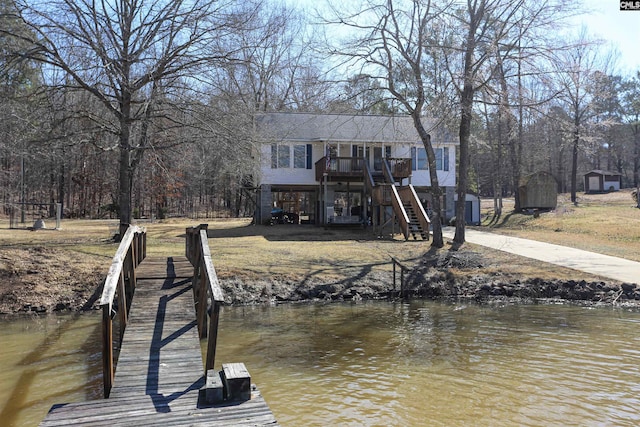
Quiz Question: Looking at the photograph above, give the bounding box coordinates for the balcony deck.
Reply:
[315,157,411,183]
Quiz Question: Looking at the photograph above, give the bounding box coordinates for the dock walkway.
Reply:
[40,256,278,426]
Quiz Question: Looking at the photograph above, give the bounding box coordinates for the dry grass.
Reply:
[203,220,428,282]
[0,219,119,256]
[480,189,640,262]
[1,191,635,313]
[0,217,426,285]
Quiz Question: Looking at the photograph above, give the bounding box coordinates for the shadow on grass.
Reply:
[281,252,427,301]
[484,210,518,228]
[207,223,389,243]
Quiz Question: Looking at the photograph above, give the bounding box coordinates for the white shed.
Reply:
[454,193,481,225]
[584,170,621,193]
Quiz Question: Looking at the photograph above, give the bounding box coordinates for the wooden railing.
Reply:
[315,156,365,181]
[363,161,375,203]
[315,156,412,182]
[99,224,147,398]
[186,224,225,373]
[382,158,397,185]
[390,185,410,240]
[386,158,412,179]
[391,257,410,298]
[398,185,431,240]
[372,184,391,205]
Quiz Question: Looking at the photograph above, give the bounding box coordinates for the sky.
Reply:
[289,0,640,76]
[567,0,640,75]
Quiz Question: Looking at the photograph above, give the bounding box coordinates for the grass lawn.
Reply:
[480,189,640,262]
[0,189,636,312]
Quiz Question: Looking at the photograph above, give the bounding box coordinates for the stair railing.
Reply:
[398,185,431,240]
[382,158,396,185]
[390,185,410,240]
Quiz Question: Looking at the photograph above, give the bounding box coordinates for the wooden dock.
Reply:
[40,249,278,425]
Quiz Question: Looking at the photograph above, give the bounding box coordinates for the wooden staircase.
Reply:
[372,173,386,186]
[403,200,429,240]
[367,160,430,241]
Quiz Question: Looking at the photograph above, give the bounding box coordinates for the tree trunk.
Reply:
[118,100,132,229]
[570,129,579,205]
[634,122,639,188]
[454,81,473,244]
[411,119,443,248]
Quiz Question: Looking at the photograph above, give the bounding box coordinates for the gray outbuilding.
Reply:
[518,171,558,210]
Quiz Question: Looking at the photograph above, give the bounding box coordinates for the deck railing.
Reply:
[186,224,225,373]
[315,156,366,181]
[386,158,412,179]
[315,156,412,182]
[99,224,147,398]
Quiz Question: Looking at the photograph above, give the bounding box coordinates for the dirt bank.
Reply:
[1,244,638,315]
[218,249,640,308]
[0,247,105,315]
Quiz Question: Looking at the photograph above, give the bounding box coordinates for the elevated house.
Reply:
[253,112,457,240]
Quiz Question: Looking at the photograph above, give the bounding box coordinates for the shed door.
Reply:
[465,201,473,224]
[588,176,600,191]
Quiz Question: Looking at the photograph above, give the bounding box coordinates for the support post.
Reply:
[117,270,127,341]
[205,303,221,371]
[198,265,208,339]
[393,260,397,292]
[102,304,114,398]
[323,173,328,226]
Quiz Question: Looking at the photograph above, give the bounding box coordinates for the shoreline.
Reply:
[4,276,640,316]
[2,235,639,315]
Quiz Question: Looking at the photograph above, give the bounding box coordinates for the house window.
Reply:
[271,144,290,168]
[411,147,428,170]
[436,147,449,171]
[293,144,312,169]
[294,145,305,168]
[411,146,449,171]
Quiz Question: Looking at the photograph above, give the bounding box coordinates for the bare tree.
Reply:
[551,30,610,204]
[442,0,567,243]
[621,72,640,191]
[3,0,248,229]
[325,0,456,248]
[326,0,568,245]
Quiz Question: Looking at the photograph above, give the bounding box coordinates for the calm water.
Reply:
[0,313,103,427]
[3,302,640,426]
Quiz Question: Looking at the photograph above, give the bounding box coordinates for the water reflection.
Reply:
[216,302,640,427]
[0,313,102,427]
[3,302,640,426]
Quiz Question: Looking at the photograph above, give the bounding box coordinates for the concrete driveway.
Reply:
[442,227,639,285]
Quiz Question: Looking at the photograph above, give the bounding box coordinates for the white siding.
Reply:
[394,143,456,187]
[259,139,457,188]
[260,143,320,186]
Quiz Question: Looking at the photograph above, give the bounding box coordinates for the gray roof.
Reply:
[586,169,621,177]
[256,112,457,144]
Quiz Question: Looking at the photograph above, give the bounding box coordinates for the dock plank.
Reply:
[40,256,278,426]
